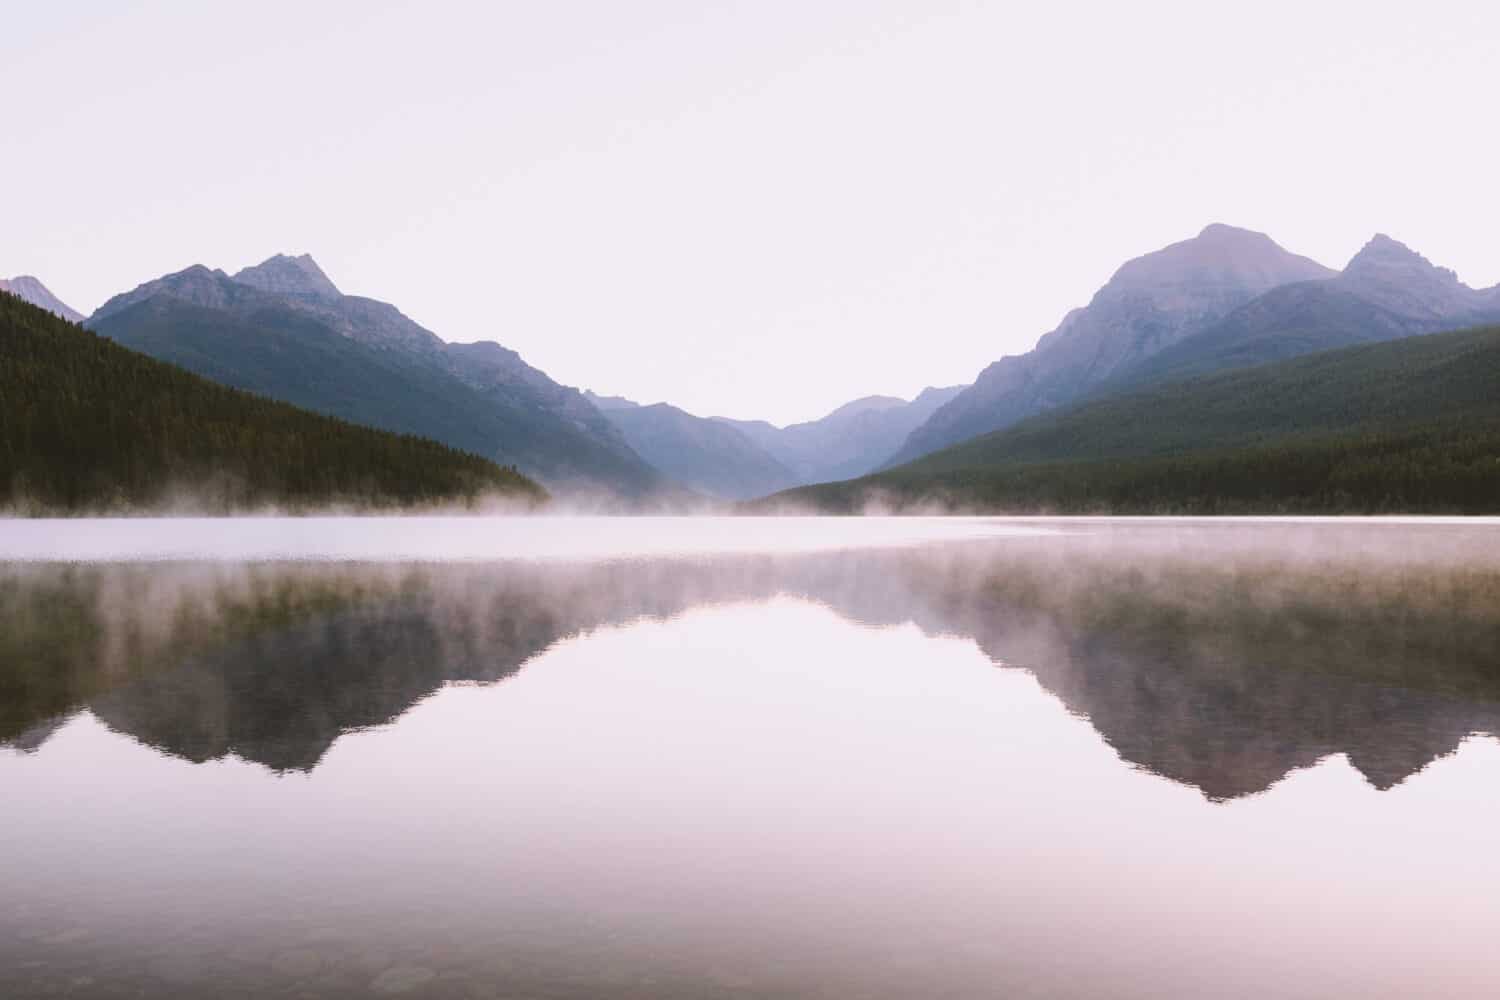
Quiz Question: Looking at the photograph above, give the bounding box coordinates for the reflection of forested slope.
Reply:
[0,564,405,744]
[5,524,1499,798]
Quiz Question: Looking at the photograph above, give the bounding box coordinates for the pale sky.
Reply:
[4,1,1498,424]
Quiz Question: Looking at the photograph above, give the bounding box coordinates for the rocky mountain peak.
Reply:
[0,275,85,323]
[889,225,1337,467]
[1336,233,1479,319]
[1343,233,1453,278]
[232,253,342,300]
[1107,224,1334,294]
[88,265,249,323]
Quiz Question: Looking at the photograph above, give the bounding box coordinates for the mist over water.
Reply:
[3,517,1500,998]
[0,515,1056,563]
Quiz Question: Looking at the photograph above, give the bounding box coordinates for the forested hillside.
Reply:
[89,260,669,500]
[761,326,1500,514]
[0,291,546,513]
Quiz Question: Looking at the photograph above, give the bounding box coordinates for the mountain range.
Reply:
[1,289,543,512]
[85,255,673,502]
[584,386,966,500]
[713,386,965,483]
[767,323,1500,513]
[888,225,1500,466]
[581,223,1498,506]
[10,221,1500,512]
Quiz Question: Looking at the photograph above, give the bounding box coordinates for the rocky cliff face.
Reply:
[0,276,86,324]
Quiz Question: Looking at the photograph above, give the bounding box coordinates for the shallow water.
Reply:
[3,517,1499,998]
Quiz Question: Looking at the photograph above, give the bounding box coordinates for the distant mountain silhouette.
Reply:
[583,395,795,500]
[0,275,83,323]
[88,257,673,502]
[713,385,966,484]
[583,387,965,496]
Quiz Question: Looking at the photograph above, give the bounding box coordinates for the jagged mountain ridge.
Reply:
[888,224,1337,466]
[232,253,343,301]
[88,257,669,500]
[1107,232,1500,391]
[1336,233,1493,320]
[893,226,1500,467]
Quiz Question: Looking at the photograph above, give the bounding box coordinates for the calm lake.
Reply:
[3,517,1500,999]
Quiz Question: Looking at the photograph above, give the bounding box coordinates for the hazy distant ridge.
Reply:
[583,393,796,500]
[713,385,966,483]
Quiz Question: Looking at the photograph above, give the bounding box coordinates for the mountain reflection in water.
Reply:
[7,522,1499,797]
[2,519,1499,998]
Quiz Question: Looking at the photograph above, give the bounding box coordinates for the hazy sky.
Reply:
[5,1,1498,424]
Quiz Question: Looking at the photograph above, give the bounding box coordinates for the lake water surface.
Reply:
[3,517,1500,998]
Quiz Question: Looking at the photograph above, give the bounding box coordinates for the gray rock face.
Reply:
[0,275,85,323]
[96,256,444,355]
[889,224,1340,466]
[232,256,444,354]
[91,265,256,322]
[231,253,342,301]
